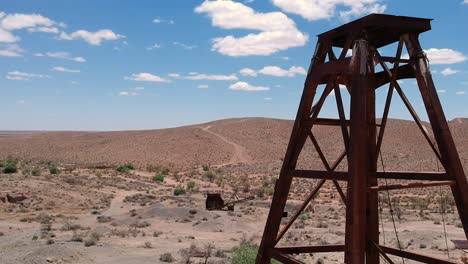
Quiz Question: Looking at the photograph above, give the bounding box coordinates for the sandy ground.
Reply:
[0,117,467,263]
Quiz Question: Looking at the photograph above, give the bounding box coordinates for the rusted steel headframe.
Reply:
[256,14,468,264]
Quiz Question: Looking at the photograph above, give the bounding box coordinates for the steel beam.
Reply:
[405,32,468,238]
[256,40,329,264]
[380,245,457,264]
[375,171,450,181]
[344,38,370,264]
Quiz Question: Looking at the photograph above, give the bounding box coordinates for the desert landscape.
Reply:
[0,117,467,263]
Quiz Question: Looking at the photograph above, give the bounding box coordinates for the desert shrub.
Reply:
[205,170,216,182]
[174,186,186,196]
[231,242,280,264]
[420,243,427,249]
[84,238,97,247]
[84,231,101,246]
[3,162,17,174]
[61,221,82,231]
[299,213,311,221]
[186,181,196,192]
[131,220,150,228]
[146,164,159,173]
[215,175,224,187]
[22,167,31,176]
[160,253,174,262]
[70,232,84,242]
[97,215,112,223]
[153,173,165,183]
[263,187,274,196]
[202,164,210,171]
[242,182,250,193]
[49,166,60,174]
[161,167,170,175]
[31,167,41,176]
[173,171,181,181]
[143,241,152,248]
[153,231,163,237]
[115,163,134,173]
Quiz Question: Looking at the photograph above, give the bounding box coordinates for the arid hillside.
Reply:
[0,117,467,172]
[1,118,467,264]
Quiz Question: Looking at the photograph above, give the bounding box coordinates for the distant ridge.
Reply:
[0,117,466,173]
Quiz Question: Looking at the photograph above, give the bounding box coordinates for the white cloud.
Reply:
[27,26,59,34]
[456,91,466,95]
[229,81,270,91]
[0,28,19,43]
[437,89,447,94]
[119,91,138,96]
[264,97,272,100]
[59,29,124,45]
[17,100,25,104]
[173,41,197,50]
[441,67,459,76]
[197,84,209,89]
[6,71,50,80]
[131,87,144,90]
[36,52,86,62]
[52,66,80,73]
[147,43,161,50]
[168,73,181,79]
[185,73,238,81]
[153,18,174,24]
[125,72,169,82]
[0,44,24,57]
[272,0,386,21]
[239,68,257,77]
[259,66,306,77]
[425,48,467,64]
[0,12,66,43]
[1,13,55,31]
[240,66,306,77]
[195,0,308,56]
[463,0,468,4]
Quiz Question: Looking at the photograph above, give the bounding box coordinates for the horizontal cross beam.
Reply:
[275,245,345,254]
[269,249,304,264]
[370,180,454,191]
[379,245,457,264]
[290,170,450,182]
[304,118,382,127]
[375,171,450,181]
[289,170,348,181]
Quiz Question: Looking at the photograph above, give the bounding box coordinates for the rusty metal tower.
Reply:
[256,14,468,264]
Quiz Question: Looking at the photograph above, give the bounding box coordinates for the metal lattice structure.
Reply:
[256,14,468,264]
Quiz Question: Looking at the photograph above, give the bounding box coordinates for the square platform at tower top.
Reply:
[318,14,432,48]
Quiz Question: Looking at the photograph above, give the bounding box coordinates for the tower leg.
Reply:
[366,65,380,263]
[256,41,328,264]
[404,33,468,238]
[344,39,371,264]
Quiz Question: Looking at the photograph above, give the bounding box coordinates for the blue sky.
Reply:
[1,0,467,131]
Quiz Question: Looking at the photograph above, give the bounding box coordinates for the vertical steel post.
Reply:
[366,53,379,264]
[256,40,328,264]
[404,33,468,238]
[344,38,370,264]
